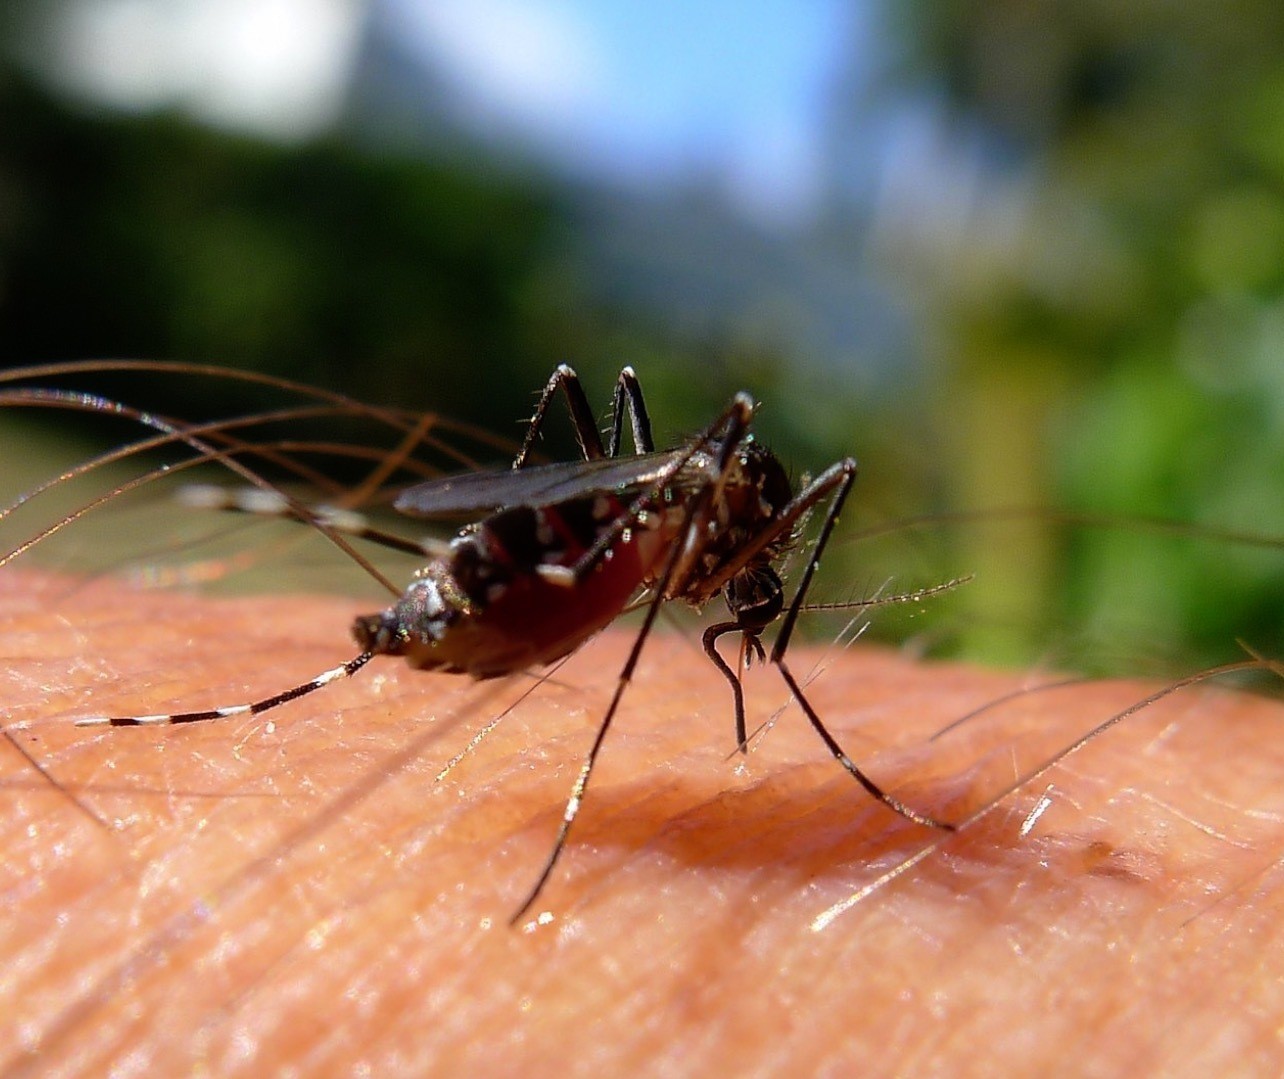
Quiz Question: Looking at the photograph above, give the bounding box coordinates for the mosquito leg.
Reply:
[555,393,756,589]
[607,366,654,457]
[176,485,444,558]
[74,652,375,727]
[510,439,735,921]
[773,661,951,829]
[769,461,954,831]
[678,458,858,609]
[509,588,669,922]
[514,364,607,468]
[769,459,858,660]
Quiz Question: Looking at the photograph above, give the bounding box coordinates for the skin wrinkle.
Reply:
[1,570,1284,1075]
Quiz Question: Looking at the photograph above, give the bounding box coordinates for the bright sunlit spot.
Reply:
[36,0,367,138]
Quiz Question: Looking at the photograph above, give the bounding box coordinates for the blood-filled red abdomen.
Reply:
[353,496,673,679]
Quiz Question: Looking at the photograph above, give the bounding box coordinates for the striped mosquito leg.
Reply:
[75,652,375,727]
[177,484,442,557]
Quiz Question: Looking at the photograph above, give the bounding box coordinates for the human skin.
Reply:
[3,570,1284,1077]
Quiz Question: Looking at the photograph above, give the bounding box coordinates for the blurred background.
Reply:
[2,0,1283,674]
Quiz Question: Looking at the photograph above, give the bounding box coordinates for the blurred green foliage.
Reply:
[877,1,1284,668]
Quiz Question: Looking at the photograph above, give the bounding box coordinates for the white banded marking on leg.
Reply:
[177,482,445,557]
[75,653,374,727]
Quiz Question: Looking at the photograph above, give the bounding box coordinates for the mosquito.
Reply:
[69,364,953,919]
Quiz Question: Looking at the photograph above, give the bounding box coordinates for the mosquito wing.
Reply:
[393,449,688,518]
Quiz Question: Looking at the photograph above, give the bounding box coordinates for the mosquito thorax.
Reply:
[674,437,796,605]
[720,438,794,537]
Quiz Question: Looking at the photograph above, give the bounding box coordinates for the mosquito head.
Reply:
[724,564,784,633]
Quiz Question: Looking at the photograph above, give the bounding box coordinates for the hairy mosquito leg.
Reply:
[767,460,954,831]
[509,679,624,924]
[774,662,951,829]
[515,364,655,468]
[514,363,607,467]
[553,392,757,591]
[709,579,973,761]
[509,433,741,921]
[176,485,446,558]
[769,462,858,662]
[75,652,375,727]
[509,587,682,921]
[607,367,654,457]
[510,545,687,921]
